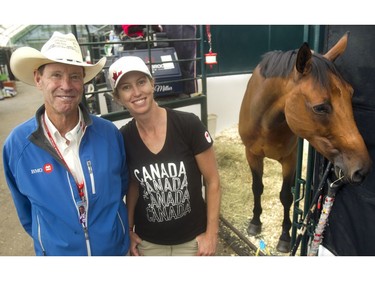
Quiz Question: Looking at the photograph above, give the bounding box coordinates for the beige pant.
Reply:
[137,239,198,256]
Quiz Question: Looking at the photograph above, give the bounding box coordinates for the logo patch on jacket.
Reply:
[204,131,212,143]
[31,163,54,174]
[43,163,53,173]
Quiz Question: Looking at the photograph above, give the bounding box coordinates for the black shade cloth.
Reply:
[320,25,375,256]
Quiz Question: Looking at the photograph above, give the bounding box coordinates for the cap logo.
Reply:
[112,70,123,84]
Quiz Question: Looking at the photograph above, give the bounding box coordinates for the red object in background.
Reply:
[122,25,145,37]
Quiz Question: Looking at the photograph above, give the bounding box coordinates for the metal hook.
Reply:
[329,170,344,188]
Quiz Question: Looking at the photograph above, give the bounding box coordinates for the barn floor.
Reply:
[213,123,312,257]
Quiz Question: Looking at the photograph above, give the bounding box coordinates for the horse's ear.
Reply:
[295,42,312,76]
[324,31,349,62]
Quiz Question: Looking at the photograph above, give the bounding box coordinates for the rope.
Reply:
[206,25,212,53]
[290,162,333,256]
[308,174,344,256]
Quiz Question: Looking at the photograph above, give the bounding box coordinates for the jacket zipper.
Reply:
[83,226,91,256]
[118,211,126,234]
[67,172,92,256]
[77,130,92,255]
[37,215,46,255]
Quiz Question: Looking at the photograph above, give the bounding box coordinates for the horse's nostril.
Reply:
[351,169,366,184]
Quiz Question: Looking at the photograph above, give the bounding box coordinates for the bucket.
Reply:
[207,114,218,139]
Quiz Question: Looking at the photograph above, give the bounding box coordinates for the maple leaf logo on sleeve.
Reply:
[112,71,123,84]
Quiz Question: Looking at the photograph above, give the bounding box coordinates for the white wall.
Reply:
[204,73,251,135]
[112,73,252,135]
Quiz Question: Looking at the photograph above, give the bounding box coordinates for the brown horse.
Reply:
[238,32,371,253]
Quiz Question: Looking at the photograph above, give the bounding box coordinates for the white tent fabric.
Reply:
[0,25,28,47]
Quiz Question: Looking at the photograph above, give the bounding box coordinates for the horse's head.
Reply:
[285,32,371,184]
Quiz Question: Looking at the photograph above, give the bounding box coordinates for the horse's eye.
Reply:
[312,103,331,114]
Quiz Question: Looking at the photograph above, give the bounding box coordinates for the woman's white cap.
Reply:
[108,56,152,89]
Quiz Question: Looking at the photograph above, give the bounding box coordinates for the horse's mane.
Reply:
[259,49,344,88]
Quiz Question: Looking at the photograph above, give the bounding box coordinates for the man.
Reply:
[3,31,130,256]
[162,25,197,95]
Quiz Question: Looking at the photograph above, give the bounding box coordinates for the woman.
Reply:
[108,56,221,256]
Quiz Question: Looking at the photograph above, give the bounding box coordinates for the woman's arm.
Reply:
[126,177,142,256]
[195,146,221,256]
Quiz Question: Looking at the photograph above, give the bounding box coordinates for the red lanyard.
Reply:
[42,114,86,202]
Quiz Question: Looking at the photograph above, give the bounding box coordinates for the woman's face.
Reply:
[115,71,154,115]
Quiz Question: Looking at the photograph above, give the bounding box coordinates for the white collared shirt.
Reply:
[43,108,85,186]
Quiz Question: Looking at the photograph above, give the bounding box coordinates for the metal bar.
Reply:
[78,38,201,47]
[220,215,265,256]
[290,162,332,256]
[300,144,315,255]
[101,95,207,122]
[199,25,208,127]
[77,25,207,126]
[291,138,305,249]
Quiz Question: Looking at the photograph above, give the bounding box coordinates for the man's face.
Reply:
[34,63,85,118]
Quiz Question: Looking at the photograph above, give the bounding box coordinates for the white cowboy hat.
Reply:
[108,56,152,89]
[10,31,106,85]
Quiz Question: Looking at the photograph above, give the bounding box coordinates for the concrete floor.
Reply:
[0,81,41,255]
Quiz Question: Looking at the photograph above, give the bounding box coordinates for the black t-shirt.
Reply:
[121,108,213,245]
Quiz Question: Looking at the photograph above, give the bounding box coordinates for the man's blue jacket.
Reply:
[3,104,130,255]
